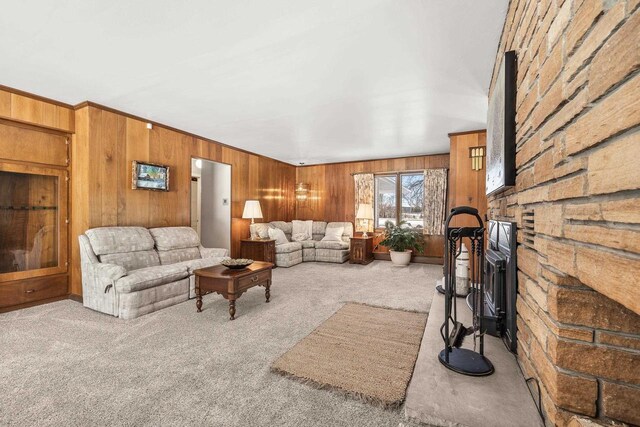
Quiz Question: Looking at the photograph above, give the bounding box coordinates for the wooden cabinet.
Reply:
[349,237,374,265]
[0,123,70,312]
[240,239,276,265]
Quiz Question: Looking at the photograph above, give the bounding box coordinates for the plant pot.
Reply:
[389,250,412,266]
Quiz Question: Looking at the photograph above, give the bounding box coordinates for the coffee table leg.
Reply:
[196,277,202,313]
[229,300,236,320]
[265,280,271,303]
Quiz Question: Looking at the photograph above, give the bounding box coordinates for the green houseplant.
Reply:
[379,220,424,266]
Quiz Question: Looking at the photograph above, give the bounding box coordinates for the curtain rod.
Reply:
[350,167,448,176]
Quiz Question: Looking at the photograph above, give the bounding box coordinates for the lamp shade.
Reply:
[242,200,263,219]
[356,203,374,220]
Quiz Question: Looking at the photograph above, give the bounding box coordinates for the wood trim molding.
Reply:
[373,253,443,265]
[298,152,450,168]
[0,294,69,314]
[0,84,75,109]
[0,117,72,137]
[74,101,295,167]
[447,129,487,137]
[68,294,83,303]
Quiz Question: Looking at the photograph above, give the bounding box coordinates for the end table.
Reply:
[240,238,276,266]
[349,236,374,265]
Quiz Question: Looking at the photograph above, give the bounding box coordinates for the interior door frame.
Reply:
[190,156,232,253]
[190,176,201,236]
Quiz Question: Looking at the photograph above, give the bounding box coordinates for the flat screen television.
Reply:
[486,50,516,196]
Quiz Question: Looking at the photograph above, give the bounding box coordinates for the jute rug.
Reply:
[271,302,427,408]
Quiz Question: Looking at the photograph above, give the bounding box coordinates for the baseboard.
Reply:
[373,253,443,265]
[0,295,68,314]
[68,294,83,303]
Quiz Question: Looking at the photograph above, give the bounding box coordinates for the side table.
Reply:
[349,236,374,265]
[241,238,276,265]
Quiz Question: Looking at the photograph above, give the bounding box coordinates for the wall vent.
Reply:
[522,210,535,249]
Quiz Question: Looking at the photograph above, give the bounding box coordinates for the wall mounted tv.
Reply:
[486,50,517,196]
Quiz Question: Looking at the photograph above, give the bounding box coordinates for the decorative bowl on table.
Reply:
[221,258,254,270]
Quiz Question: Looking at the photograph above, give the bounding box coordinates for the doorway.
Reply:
[191,158,231,252]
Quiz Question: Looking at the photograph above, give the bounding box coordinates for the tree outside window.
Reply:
[374,173,424,228]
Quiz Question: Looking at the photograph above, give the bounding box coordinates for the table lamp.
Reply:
[356,203,374,238]
[242,200,263,238]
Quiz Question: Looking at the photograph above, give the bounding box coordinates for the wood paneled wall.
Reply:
[295,154,450,258]
[447,130,487,227]
[0,86,74,133]
[70,105,295,295]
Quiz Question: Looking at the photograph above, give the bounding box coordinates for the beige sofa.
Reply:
[78,226,228,319]
[249,221,353,267]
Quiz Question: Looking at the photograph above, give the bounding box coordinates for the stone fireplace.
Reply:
[487,0,640,425]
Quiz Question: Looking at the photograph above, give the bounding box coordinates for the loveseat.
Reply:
[249,221,353,267]
[79,226,228,319]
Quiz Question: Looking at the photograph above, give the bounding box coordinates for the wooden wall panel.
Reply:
[70,105,296,295]
[295,154,450,258]
[0,87,74,133]
[0,121,69,167]
[447,131,487,228]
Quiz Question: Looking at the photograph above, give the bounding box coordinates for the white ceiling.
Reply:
[0,0,508,165]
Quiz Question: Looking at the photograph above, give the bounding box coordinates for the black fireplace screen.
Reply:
[483,220,517,353]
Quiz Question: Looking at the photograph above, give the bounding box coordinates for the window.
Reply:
[374,172,424,229]
[375,175,396,227]
[401,173,424,227]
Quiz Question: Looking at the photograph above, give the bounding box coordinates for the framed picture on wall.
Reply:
[131,161,170,191]
[486,50,517,196]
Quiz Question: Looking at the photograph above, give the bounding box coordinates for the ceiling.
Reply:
[0,0,508,165]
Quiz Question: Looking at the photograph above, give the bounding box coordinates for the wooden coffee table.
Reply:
[194,261,273,320]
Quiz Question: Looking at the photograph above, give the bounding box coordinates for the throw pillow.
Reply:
[254,223,271,239]
[292,220,313,241]
[322,226,344,242]
[268,227,289,245]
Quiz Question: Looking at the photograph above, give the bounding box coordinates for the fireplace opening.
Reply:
[467,220,518,353]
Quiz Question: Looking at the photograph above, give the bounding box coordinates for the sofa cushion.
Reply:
[322,226,344,242]
[292,220,313,241]
[86,227,155,255]
[311,221,327,241]
[315,240,349,250]
[149,227,200,251]
[275,242,303,254]
[157,247,202,265]
[268,228,289,245]
[250,223,272,239]
[99,250,160,272]
[327,222,354,242]
[173,257,224,275]
[115,264,189,293]
[300,240,317,248]
[270,221,293,241]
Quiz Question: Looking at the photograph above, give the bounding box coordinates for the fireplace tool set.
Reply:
[438,206,494,376]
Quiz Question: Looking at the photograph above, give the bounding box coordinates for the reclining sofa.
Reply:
[79,226,228,319]
[249,221,353,267]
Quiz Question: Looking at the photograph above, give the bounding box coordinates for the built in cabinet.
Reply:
[0,122,69,311]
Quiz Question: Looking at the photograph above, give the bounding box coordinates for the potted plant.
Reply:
[380,220,424,266]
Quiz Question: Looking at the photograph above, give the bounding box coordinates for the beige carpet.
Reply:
[271,302,427,408]
[1,261,440,426]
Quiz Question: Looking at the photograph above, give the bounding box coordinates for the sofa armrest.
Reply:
[93,263,127,282]
[199,247,229,259]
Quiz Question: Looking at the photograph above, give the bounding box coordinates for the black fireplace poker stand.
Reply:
[438,206,494,377]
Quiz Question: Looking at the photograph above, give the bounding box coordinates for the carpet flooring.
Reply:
[272,303,427,408]
[0,261,440,427]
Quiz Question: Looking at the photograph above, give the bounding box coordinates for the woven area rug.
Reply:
[271,302,427,408]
